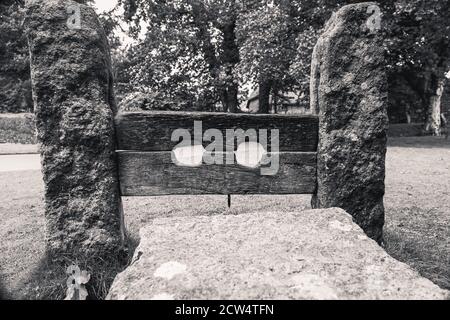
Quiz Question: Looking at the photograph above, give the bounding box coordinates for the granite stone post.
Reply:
[25,0,126,288]
[310,2,389,243]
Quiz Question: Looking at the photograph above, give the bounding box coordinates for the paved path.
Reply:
[0,143,38,155]
[0,154,41,172]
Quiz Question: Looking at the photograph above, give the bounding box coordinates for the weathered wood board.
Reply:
[115,111,319,152]
[118,151,317,196]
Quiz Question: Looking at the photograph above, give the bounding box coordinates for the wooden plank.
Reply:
[117,151,317,196]
[115,111,318,152]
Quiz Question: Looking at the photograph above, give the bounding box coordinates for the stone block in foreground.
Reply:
[107,209,448,300]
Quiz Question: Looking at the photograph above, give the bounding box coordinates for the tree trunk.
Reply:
[192,3,239,113]
[218,89,229,112]
[226,83,239,113]
[272,83,279,114]
[310,42,321,115]
[258,79,271,114]
[425,78,445,136]
[192,3,227,112]
[221,22,239,113]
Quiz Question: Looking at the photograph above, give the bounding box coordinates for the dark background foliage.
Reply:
[1,0,449,132]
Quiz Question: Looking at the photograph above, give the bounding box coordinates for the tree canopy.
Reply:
[383,0,450,128]
[114,0,345,112]
[1,0,448,125]
[112,0,449,117]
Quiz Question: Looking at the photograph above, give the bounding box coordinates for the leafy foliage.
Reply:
[115,0,344,112]
[1,0,448,118]
[0,0,96,113]
[237,0,345,110]
[0,0,32,112]
[116,0,241,111]
[381,0,450,124]
[113,0,448,117]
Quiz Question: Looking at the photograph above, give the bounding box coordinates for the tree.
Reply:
[115,0,449,124]
[0,0,97,113]
[117,0,345,113]
[382,0,450,134]
[117,0,241,112]
[237,1,296,113]
[237,0,345,113]
[0,0,31,113]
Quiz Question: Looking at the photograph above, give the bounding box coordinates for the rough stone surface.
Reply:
[25,0,124,261]
[107,209,448,300]
[310,3,389,242]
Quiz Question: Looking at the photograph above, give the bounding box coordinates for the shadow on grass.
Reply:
[0,279,7,300]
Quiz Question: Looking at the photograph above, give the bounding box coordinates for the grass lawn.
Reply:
[0,136,449,299]
[383,137,450,291]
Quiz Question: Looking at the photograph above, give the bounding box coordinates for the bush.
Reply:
[0,1,32,113]
[0,113,37,144]
[118,91,194,112]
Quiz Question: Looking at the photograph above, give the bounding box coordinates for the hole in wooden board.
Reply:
[172,144,205,167]
[235,142,266,168]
